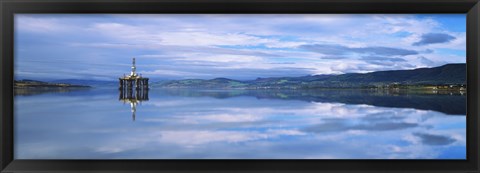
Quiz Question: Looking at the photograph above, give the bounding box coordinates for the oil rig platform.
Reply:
[119,58,149,121]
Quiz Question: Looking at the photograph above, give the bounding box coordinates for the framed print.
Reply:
[1,0,479,172]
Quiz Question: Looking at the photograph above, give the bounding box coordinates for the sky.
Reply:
[14,14,466,81]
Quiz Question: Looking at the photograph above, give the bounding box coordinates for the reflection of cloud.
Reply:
[160,129,306,146]
[303,122,418,133]
[195,114,263,123]
[15,90,466,159]
[413,132,456,146]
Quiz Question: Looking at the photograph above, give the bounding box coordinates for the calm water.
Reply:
[14,88,466,159]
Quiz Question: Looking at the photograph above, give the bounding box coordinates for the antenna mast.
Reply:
[131,57,136,76]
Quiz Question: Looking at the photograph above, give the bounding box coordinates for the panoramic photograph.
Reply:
[14,14,466,159]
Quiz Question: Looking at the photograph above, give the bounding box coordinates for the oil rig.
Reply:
[119,58,149,121]
[119,57,149,91]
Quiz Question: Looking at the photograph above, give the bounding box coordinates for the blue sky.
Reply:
[14,14,466,81]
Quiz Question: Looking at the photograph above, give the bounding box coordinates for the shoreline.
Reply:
[14,80,91,89]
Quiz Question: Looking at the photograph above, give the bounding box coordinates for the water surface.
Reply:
[14,88,466,159]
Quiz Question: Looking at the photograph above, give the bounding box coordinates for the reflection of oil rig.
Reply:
[119,58,149,121]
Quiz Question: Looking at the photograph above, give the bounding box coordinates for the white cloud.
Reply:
[16,14,466,80]
[181,54,264,63]
[15,16,69,33]
[139,69,202,77]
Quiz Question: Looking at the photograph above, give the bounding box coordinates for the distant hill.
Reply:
[15,79,91,88]
[326,63,465,85]
[154,63,466,89]
[156,78,248,89]
[50,79,117,87]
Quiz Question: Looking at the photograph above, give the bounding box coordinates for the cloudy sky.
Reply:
[14,14,466,81]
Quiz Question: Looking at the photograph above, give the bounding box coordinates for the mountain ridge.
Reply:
[154,63,466,89]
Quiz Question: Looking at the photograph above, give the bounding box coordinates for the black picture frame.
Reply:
[1,0,479,172]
